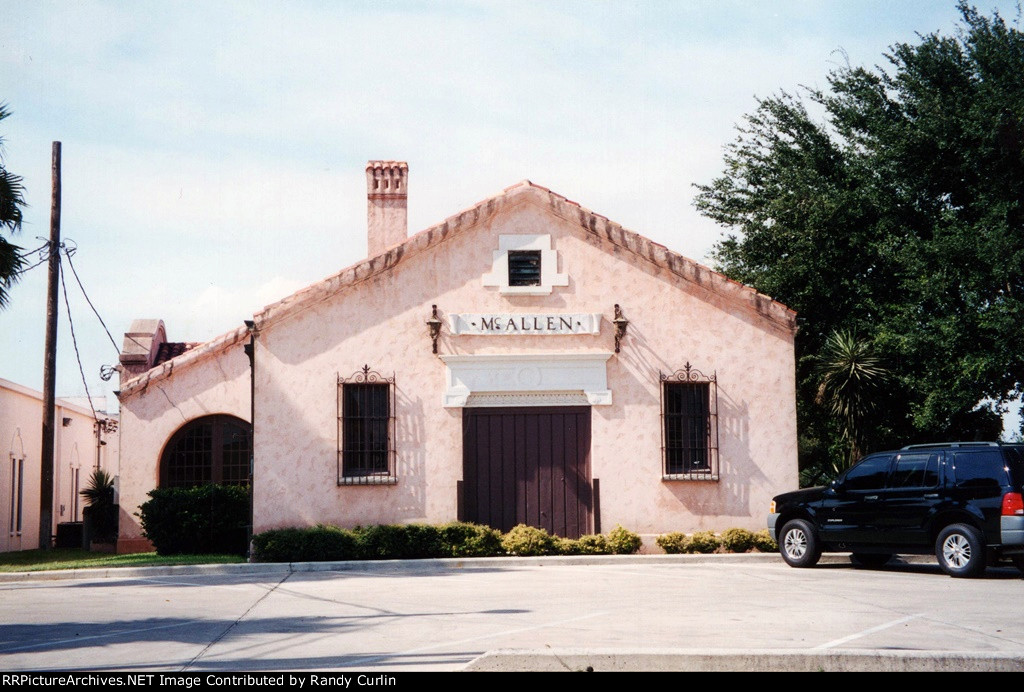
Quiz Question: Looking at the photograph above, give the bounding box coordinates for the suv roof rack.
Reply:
[901,441,1001,450]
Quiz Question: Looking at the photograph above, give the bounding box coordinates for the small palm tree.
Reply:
[815,329,891,470]
[81,468,117,542]
[0,103,27,310]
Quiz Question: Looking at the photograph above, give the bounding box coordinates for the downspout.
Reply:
[243,320,257,561]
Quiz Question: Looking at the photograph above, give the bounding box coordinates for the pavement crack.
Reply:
[179,573,292,671]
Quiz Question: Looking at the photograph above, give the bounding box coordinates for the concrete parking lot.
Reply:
[1,554,1022,672]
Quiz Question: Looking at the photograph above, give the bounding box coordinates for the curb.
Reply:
[463,648,1024,672]
[0,552,934,583]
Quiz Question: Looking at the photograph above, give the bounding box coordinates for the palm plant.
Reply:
[0,103,26,310]
[814,329,891,471]
[81,468,117,542]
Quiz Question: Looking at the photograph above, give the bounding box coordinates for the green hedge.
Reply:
[251,522,643,562]
[656,528,779,554]
[252,522,505,562]
[138,484,249,556]
[250,522,782,562]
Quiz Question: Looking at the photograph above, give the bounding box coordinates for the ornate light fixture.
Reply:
[426,305,443,354]
[613,304,629,353]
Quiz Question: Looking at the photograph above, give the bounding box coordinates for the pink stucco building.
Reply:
[1,378,119,552]
[116,161,798,553]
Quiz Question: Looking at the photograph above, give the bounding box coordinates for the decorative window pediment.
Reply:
[481,235,568,295]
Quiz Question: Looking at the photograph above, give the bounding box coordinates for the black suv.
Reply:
[767,442,1024,578]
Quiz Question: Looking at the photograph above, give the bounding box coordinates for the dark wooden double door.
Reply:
[462,406,593,538]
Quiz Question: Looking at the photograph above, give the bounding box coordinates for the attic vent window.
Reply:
[508,251,542,286]
[482,234,568,295]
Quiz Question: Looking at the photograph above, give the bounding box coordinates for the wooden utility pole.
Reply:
[39,141,61,549]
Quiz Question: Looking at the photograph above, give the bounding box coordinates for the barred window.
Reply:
[160,415,252,488]
[337,366,396,485]
[661,365,719,481]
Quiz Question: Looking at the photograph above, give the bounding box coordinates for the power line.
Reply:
[58,251,98,424]
[62,245,120,355]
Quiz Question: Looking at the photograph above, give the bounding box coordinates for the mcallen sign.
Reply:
[448,313,602,336]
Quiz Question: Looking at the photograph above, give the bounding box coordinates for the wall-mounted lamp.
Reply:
[426,305,443,354]
[613,304,629,353]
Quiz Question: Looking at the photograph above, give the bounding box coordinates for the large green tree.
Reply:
[696,3,1023,478]
[0,103,27,309]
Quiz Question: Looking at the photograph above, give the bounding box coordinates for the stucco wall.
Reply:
[116,337,250,552]
[251,190,797,539]
[0,379,118,552]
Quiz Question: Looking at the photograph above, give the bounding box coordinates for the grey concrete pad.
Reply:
[1,554,1020,672]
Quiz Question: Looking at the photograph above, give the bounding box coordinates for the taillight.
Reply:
[1002,492,1024,516]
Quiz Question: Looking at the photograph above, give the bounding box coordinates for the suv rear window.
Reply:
[1004,446,1024,487]
[951,450,1009,489]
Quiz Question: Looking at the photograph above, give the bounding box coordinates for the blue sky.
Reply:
[1,1,1020,429]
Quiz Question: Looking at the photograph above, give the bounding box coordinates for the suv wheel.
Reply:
[936,524,986,578]
[779,519,821,568]
[850,553,892,569]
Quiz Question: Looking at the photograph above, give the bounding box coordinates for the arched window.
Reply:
[160,415,252,488]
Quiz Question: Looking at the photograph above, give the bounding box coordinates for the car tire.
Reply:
[850,552,892,569]
[779,519,821,568]
[935,523,986,578]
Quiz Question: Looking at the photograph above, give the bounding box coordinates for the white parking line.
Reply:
[810,613,924,650]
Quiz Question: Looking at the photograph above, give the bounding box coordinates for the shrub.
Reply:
[501,524,557,556]
[251,528,306,562]
[355,523,444,560]
[751,529,778,553]
[686,530,721,554]
[438,522,503,557]
[575,533,609,555]
[606,524,642,554]
[138,484,249,556]
[655,532,689,554]
[555,537,580,555]
[251,525,359,562]
[720,528,755,553]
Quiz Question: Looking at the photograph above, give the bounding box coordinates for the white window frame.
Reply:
[481,234,569,295]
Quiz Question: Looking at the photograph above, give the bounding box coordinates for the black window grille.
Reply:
[508,250,542,286]
[661,364,719,480]
[160,415,252,488]
[337,366,396,485]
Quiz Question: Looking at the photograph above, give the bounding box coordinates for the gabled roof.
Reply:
[120,180,796,398]
[254,180,796,331]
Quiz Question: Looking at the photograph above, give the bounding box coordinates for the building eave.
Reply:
[254,181,797,333]
[117,325,249,400]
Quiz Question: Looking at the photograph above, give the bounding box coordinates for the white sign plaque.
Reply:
[449,313,601,336]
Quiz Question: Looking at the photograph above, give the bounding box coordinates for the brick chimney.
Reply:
[366,160,408,257]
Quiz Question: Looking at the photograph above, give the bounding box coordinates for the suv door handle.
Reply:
[924,493,939,498]
[865,495,879,501]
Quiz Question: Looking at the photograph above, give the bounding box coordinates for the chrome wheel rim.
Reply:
[784,529,807,559]
[943,533,971,568]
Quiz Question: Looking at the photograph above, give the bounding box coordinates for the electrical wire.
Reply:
[62,245,120,354]
[12,241,53,275]
[58,252,99,424]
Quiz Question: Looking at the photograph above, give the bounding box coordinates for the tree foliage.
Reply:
[814,330,891,469]
[0,103,26,309]
[696,3,1023,477]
